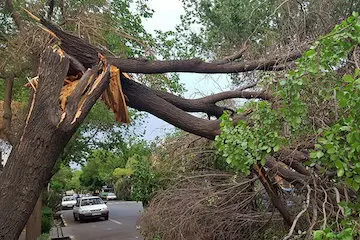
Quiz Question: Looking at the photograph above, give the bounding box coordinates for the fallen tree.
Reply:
[1,5,360,240]
[0,21,301,237]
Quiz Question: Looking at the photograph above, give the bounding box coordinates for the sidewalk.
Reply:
[50,225,72,240]
[18,216,72,240]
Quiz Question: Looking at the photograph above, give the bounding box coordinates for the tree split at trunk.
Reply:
[0,15,347,239]
[0,47,112,239]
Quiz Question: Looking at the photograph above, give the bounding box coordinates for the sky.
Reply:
[140,0,232,141]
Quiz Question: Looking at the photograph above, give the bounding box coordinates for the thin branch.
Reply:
[333,187,344,216]
[108,50,303,74]
[213,44,249,64]
[153,85,270,118]
[305,178,318,240]
[283,185,311,240]
[321,186,328,230]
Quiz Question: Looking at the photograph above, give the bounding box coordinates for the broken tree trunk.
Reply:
[0,47,110,239]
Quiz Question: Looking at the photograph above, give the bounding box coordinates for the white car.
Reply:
[61,196,77,209]
[73,196,109,222]
[106,193,117,200]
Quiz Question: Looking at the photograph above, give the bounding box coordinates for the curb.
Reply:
[60,214,67,227]
[50,213,72,240]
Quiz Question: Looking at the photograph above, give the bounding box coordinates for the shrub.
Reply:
[42,190,62,212]
[115,177,132,200]
[37,233,50,240]
[41,206,53,234]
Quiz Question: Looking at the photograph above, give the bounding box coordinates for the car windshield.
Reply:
[108,193,115,196]
[81,198,103,206]
[62,196,75,201]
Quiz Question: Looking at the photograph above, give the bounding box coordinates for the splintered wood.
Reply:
[22,10,130,125]
[102,66,130,124]
[60,80,79,111]
[26,57,130,125]
[60,64,130,124]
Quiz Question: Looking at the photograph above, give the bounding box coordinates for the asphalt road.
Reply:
[60,201,144,240]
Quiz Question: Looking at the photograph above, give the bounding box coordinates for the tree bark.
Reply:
[121,76,222,139]
[0,48,110,239]
[1,75,15,145]
[26,194,42,240]
[0,49,70,240]
[253,164,294,227]
[40,19,304,74]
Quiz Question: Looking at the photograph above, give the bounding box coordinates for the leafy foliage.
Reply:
[50,165,73,192]
[158,0,360,60]
[216,13,360,238]
[128,154,158,205]
[216,103,284,174]
[79,149,126,190]
[41,206,53,234]
[217,13,360,174]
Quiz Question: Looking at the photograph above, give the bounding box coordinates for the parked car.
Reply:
[105,192,117,200]
[61,196,77,210]
[99,192,108,199]
[73,196,109,222]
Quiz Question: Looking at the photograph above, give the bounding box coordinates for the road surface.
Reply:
[60,201,144,240]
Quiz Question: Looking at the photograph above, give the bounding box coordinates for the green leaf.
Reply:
[260,158,266,166]
[310,152,317,159]
[354,175,360,183]
[316,151,324,158]
[355,68,360,78]
[280,80,287,85]
[273,145,280,152]
[327,147,336,154]
[344,74,354,83]
[337,168,345,177]
[313,230,325,240]
[340,126,351,131]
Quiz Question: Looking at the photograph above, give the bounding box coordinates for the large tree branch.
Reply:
[108,53,302,74]
[253,164,294,227]
[152,84,271,118]
[121,76,225,139]
[40,19,305,74]
[265,157,309,186]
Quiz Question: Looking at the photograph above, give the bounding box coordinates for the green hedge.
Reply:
[41,206,53,234]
